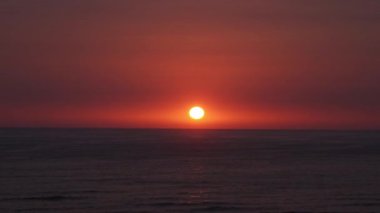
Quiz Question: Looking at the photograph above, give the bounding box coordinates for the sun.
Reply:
[189,106,205,120]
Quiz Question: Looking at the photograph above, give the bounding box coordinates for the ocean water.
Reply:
[0,129,380,213]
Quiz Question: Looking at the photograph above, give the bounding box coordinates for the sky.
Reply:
[1,0,379,129]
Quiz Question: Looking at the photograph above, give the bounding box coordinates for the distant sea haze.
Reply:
[1,128,380,212]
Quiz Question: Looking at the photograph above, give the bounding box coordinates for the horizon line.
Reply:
[0,126,379,131]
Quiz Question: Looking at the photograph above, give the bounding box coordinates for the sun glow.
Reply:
[189,106,205,120]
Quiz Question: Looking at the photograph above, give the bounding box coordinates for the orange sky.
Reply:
[1,0,379,129]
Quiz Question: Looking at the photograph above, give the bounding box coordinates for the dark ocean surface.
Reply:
[0,128,380,213]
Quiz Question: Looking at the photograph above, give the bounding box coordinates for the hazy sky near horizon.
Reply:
[1,0,379,128]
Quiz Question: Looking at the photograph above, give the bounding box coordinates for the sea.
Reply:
[1,128,380,213]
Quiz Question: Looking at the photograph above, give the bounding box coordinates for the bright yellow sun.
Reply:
[189,106,205,120]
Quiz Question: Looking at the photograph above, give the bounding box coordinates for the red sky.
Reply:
[1,0,379,129]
